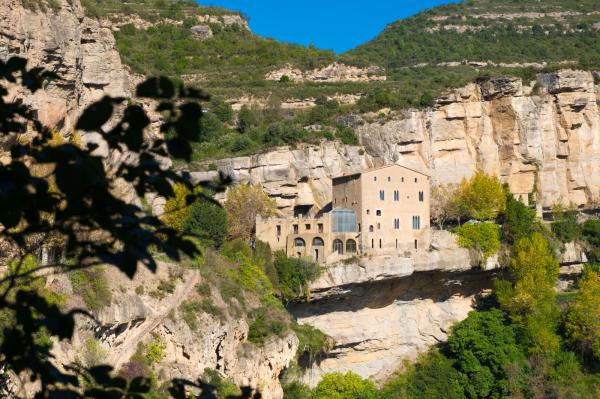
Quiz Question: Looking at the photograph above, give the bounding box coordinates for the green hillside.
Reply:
[345,0,600,75]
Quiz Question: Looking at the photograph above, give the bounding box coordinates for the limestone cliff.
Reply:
[212,71,600,213]
[0,0,130,132]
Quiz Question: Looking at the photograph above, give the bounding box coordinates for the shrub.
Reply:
[455,172,506,221]
[502,190,537,243]
[231,135,252,152]
[82,337,106,367]
[283,382,312,399]
[184,198,228,247]
[335,127,359,145]
[454,222,501,260]
[279,75,291,83]
[581,218,600,247]
[144,338,166,365]
[68,267,112,311]
[274,251,321,302]
[162,183,195,233]
[293,322,333,359]
[209,98,233,123]
[551,212,580,243]
[180,301,201,331]
[247,307,288,345]
[313,372,378,399]
[203,368,241,399]
[237,105,256,133]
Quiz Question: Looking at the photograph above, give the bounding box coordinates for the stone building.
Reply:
[256,164,430,263]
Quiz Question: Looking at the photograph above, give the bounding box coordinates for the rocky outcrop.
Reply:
[51,263,297,399]
[291,269,495,386]
[214,70,600,212]
[0,0,130,132]
[265,62,386,83]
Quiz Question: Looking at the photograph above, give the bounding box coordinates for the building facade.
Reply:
[256,164,430,263]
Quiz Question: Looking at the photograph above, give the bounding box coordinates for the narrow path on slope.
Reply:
[107,270,200,370]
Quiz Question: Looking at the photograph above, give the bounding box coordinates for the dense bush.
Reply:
[312,372,377,399]
[274,251,321,302]
[68,267,112,311]
[502,190,538,244]
[184,198,228,247]
[455,173,506,221]
[551,212,580,243]
[293,322,333,360]
[247,307,288,345]
[454,222,502,260]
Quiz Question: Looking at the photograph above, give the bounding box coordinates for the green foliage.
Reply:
[184,198,228,247]
[455,172,506,221]
[502,190,538,244]
[247,307,288,345]
[565,270,600,359]
[144,337,166,365]
[237,105,256,133]
[454,222,502,260]
[283,382,312,399]
[313,372,378,399]
[68,267,112,312]
[551,212,581,243]
[82,337,106,367]
[446,309,525,398]
[203,368,241,399]
[210,98,234,123]
[293,322,333,360]
[274,251,321,302]
[496,233,560,354]
[180,301,201,331]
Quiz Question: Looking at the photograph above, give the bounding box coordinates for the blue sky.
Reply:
[200,0,458,53]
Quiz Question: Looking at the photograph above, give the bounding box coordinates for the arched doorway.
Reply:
[333,239,344,255]
[294,238,306,257]
[346,239,357,254]
[312,237,324,261]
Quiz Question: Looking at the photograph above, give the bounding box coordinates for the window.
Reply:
[293,224,299,234]
[419,191,424,202]
[305,224,311,231]
[334,198,337,205]
[412,216,421,230]
[396,239,398,249]
[369,225,374,232]
[358,223,361,232]
[415,178,418,183]
[388,176,391,182]
[379,239,382,249]
[333,239,344,254]
[366,209,370,215]
[376,210,382,216]
[371,239,374,249]
[332,208,357,233]
[394,218,400,229]
[312,237,325,246]
[318,223,324,233]
[374,176,377,181]
[346,239,357,253]
[377,223,381,230]
[401,177,405,182]
[379,190,385,201]
[394,190,399,201]
[415,239,418,250]
[295,238,306,247]
[276,225,281,236]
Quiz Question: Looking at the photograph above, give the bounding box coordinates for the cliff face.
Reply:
[0,0,129,132]
[213,72,600,213]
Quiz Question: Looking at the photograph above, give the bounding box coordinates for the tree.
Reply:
[454,222,501,261]
[496,233,560,354]
[0,57,238,397]
[431,183,461,228]
[446,309,525,398]
[313,372,377,399]
[273,251,320,302]
[184,199,229,247]
[162,183,195,232]
[224,184,276,240]
[502,189,537,244]
[565,270,600,359]
[209,97,233,123]
[455,172,506,221]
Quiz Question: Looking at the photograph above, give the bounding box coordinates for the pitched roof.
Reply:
[332,164,430,180]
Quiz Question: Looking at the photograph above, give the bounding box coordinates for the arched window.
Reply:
[369,225,374,232]
[294,238,306,247]
[346,239,357,253]
[333,239,344,255]
[312,237,325,247]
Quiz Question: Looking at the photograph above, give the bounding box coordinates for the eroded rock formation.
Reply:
[215,71,600,213]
